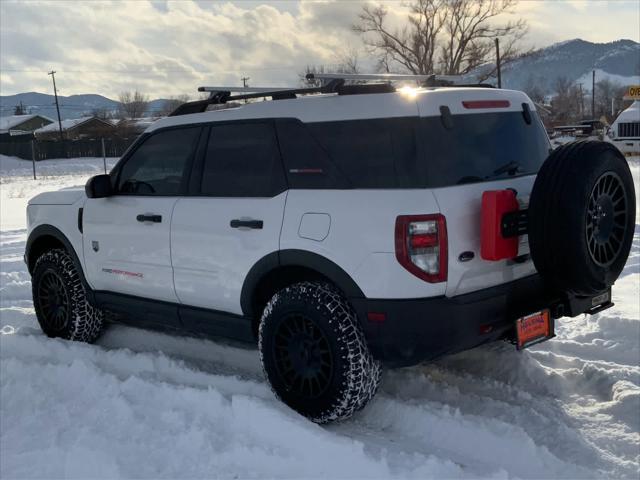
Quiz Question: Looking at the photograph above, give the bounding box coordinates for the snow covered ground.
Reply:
[1,155,638,479]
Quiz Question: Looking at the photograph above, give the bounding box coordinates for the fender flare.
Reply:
[240,249,365,317]
[26,224,93,300]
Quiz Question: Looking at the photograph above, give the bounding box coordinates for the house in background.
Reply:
[115,117,159,137]
[34,116,115,141]
[0,114,53,141]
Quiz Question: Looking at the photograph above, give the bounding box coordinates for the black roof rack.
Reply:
[169,72,493,116]
[169,80,346,116]
[306,72,494,89]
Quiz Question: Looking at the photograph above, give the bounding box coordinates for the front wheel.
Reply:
[258,282,381,423]
[32,249,105,342]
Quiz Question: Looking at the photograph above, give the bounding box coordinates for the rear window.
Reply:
[421,111,551,187]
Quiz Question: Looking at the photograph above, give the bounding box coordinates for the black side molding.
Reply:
[25,224,94,304]
[240,250,365,318]
[77,208,83,233]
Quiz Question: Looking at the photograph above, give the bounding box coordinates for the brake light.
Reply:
[462,100,510,109]
[395,214,447,283]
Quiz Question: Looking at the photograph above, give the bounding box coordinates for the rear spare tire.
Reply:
[528,140,635,295]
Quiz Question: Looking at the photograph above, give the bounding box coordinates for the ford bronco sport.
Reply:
[25,73,636,423]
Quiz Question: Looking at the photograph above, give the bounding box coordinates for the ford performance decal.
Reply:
[101,268,144,278]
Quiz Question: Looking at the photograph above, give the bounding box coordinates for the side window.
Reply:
[306,118,422,188]
[201,122,286,197]
[117,127,200,195]
[276,119,349,189]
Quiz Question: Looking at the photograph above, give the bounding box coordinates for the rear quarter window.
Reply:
[306,117,423,189]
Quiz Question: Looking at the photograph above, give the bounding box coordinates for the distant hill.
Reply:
[0,92,171,120]
[498,39,640,94]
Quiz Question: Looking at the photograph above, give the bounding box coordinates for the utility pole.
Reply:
[495,38,502,88]
[241,76,250,103]
[578,83,584,117]
[591,69,596,119]
[48,70,64,142]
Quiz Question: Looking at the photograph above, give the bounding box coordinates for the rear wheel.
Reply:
[528,141,635,295]
[32,249,104,342]
[259,281,381,423]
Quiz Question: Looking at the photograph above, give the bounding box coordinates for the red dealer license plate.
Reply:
[516,309,553,350]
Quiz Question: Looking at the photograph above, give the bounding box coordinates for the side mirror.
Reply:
[85,174,113,199]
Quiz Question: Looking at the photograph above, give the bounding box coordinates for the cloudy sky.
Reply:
[1,0,638,99]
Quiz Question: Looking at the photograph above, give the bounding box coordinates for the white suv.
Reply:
[25,74,636,423]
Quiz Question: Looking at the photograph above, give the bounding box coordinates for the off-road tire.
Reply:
[32,248,104,342]
[259,282,382,423]
[528,140,635,295]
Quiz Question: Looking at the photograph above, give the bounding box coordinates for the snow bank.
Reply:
[1,155,638,478]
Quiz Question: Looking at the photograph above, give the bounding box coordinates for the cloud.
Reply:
[0,0,361,98]
[0,0,638,99]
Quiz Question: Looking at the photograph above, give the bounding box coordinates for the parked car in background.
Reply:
[609,100,640,154]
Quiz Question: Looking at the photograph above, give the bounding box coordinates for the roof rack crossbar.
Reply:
[169,80,345,116]
[197,86,294,93]
[306,72,463,86]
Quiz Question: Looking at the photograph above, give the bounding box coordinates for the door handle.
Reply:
[136,214,162,223]
[230,219,263,229]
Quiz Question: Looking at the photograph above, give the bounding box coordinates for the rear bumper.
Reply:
[351,274,610,367]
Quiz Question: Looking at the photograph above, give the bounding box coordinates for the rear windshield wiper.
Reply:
[455,161,524,185]
[489,160,522,178]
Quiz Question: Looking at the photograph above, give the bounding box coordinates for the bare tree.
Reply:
[440,0,528,77]
[158,95,190,116]
[353,0,529,79]
[354,0,445,75]
[300,48,361,87]
[550,76,582,124]
[89,107,115,120]
[594,78,623,121]
[118,90,149,119]
[13,102,27,115]
[523,75,545,104]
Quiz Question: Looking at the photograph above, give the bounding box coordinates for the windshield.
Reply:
[421,111,551,187]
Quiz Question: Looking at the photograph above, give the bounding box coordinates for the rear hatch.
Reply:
[416,89,551,297]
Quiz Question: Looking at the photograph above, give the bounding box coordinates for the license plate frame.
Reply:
[516,309,554,350]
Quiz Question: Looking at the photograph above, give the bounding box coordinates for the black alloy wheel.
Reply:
[36,269,71,332]
[259,281,382,423]
[273,313,333,399]
[32,249,105,342]
[586,172,628,267]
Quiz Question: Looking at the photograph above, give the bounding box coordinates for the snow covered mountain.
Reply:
[0,92,170,120]
[500,39,640,93]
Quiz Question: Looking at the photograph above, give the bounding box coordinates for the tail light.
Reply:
[395,214,447,283]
